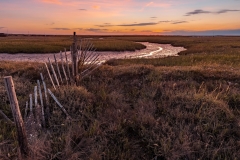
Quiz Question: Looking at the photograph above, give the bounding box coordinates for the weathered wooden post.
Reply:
[4,76,29,158]
[72,32,78,84]
[37,80,45,128]
[65,49,71,84]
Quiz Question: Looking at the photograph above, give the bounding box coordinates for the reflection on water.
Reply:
[0,42,186,63]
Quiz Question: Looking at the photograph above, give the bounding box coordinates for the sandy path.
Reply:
[0,42,186,63]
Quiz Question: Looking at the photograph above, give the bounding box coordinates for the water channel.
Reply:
[0,42,186,63]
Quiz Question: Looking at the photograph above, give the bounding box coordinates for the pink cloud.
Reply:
[140,1,171,11]
[41,0,62,5]
[39,0,132,8]
[146,2,154,6]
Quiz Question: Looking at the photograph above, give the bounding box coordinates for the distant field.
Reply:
[1,35,240,56]
[0,35,145,53]
[106,36,240,67]
[115,36,240,55]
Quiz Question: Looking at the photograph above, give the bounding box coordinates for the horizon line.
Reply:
[1,32,240,37]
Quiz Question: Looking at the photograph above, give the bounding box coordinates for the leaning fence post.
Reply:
[34,86,41,128]
[40,73,48,103]
[4,76,29,158]
[29,94,33,115]
[48,89,71,119]
[37,80,45,128]
[40,73,50,121]
[44,62,56,90]
[54,53,63,84]
[65,49,71,84]
[48,58,60,87]
[60,51,68,85]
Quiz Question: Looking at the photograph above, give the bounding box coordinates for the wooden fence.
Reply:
[0,32,100,158]
[44,32,100,87]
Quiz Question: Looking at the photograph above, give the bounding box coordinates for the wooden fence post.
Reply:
[4,76,29,158]
[54,54,63,84]
[48,58,60,87]
[37,80,45,128]
[72,32,78,83]
[60,51,68,85]
[44,62,56,90]
[29,94,33,115]
[65,49,71,83]
[48,89,71,119]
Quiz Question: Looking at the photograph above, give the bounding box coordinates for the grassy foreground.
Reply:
[0,36,240,159]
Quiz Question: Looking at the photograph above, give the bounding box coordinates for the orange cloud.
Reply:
[92,5,100,9]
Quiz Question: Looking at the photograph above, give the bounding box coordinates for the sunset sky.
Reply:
[1,0,240,35]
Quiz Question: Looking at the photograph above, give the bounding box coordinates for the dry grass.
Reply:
[0,60,239,159]
[104,36,240,67]
[0,35,240,159]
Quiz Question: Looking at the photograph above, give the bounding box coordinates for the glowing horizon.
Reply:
[1,0,240,35]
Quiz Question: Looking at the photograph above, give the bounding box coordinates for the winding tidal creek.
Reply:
[0,42,186,63]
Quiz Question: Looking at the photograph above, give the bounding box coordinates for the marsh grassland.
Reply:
[0,35,145,53]
[0,36,240,159]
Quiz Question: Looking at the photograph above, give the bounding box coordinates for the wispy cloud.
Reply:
[78,9,86,11]
[150,17,157,19]
[117,22,159,26]
[85,28,108,32]
[96,20,187,28]
[95,22,159,27]
[172,21,188,24]
[185,9,211,16]
[162,29,240,36]
[216,9,240,14]
[186,9,240,16]
[51,28,70,30]
[159,20,171,23]
[0,27,5,29]
[95,24,113,27]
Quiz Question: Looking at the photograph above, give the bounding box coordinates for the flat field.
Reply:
[0,35,240,159]
[0,35,145,53]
